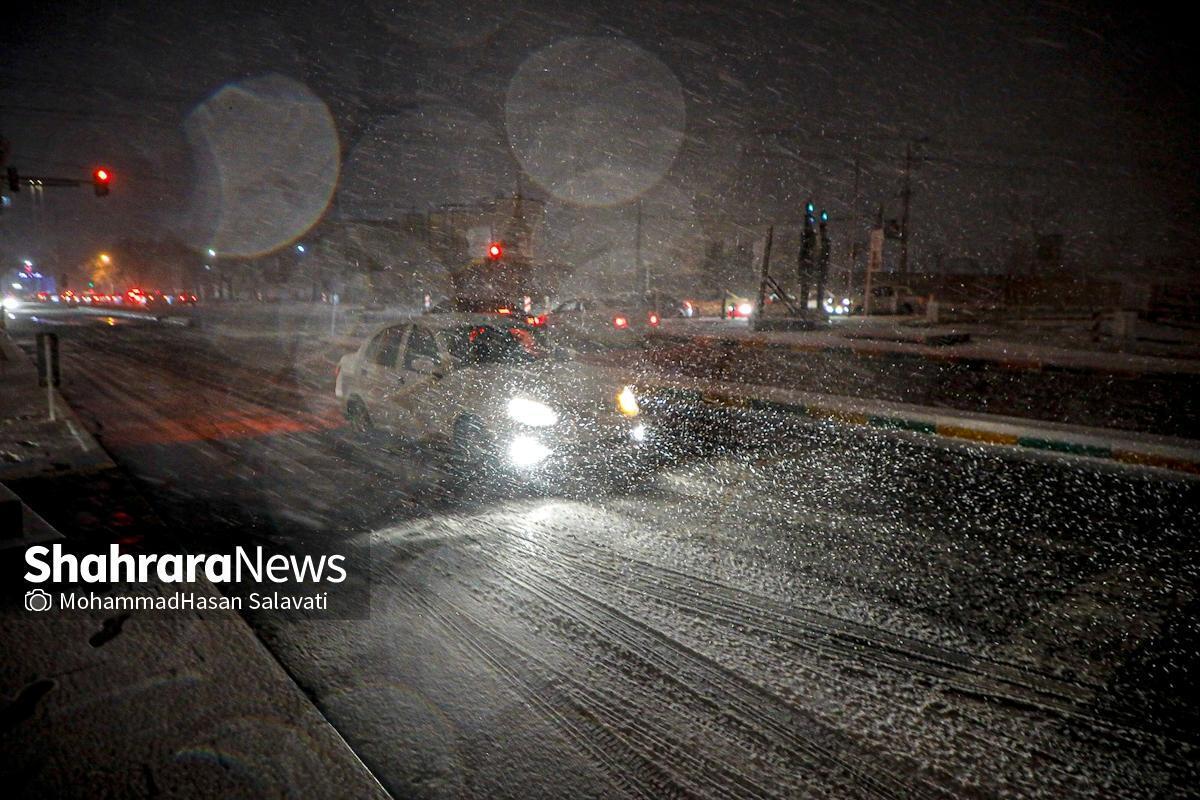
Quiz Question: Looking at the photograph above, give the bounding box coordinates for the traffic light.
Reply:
[486,242,503,260]
[93,167,111,197]
[6,166,18,192]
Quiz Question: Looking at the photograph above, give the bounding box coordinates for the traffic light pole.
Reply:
[899,143,912,277]
[6,167,112,195]
[816,211,830,320]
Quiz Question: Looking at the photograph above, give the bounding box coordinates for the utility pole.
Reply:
[847,151,861,296]
[755,225,774,320]
[634,197,645,296]
[899,142,913,277]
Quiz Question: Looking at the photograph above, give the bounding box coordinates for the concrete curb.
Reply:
[641,377,1200,476]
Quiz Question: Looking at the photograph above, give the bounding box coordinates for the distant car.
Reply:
[726,296,755,318]
[335,314,655,485]
[545,295,665,347]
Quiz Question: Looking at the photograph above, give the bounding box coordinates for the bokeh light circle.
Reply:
[185,74,339,258]
[505,37,686,207]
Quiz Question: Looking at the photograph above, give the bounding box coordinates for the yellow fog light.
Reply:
[616,385,640,417]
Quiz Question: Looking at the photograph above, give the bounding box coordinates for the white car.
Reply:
[335,314,654,482]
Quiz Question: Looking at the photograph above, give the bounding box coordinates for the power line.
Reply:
[0,103,147,120]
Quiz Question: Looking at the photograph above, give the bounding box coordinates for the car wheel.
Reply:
[346,397,372,433]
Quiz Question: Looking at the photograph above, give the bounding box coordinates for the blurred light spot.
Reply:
[506,37,685,207]
[185,74,339,257]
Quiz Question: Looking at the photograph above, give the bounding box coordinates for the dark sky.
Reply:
[2,0,1195,278]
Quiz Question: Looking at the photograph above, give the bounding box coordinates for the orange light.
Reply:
[613,316,628,329]
[497,307,511,315]
[487,243,503,259]
[648,312,659,326]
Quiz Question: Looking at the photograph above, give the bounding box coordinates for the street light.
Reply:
[99,253,111,265]
[206,248,217,258]
[296,244,306,254]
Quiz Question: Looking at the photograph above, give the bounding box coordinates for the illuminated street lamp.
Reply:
[99,253,111,265]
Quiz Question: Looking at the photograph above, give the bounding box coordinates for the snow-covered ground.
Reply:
[12,311,1193,798]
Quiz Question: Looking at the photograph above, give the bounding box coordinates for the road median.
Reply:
[652,320,1200,378]
[641,375,1200,476]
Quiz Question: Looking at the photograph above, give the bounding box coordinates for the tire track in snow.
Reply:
[402,538,942,800]
[412,590,768,800]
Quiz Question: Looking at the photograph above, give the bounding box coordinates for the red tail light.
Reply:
[648,312,659,326]
[613,316,628,329]
[525,314,546,327]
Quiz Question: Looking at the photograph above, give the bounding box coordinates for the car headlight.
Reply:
[508,434,551,467]
[1,296,20,311]
[616,385,640,417]
[507,397,559,427]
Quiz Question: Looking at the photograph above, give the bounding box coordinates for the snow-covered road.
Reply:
[33,319,1200,798]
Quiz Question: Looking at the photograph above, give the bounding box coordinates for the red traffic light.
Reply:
[93,167,112,196]
[487,242,502,260]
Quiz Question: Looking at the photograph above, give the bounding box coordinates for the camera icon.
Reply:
[25,589,53,612]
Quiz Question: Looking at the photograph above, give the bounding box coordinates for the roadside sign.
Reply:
[36,332,60,388]
[35,332,60,422]
[865,228,884,316]
[867,228,884,274]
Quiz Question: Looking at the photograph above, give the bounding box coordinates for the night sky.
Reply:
[2,1,1195,281]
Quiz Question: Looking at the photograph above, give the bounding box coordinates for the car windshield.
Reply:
[3,4,1197,799]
